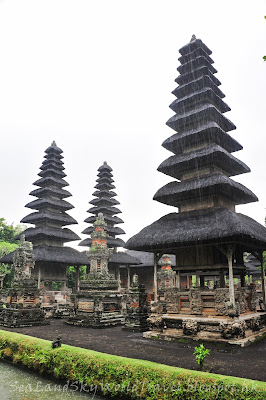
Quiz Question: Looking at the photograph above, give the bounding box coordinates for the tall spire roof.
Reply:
[125,37,266,253]
[14,142,89,266]
[153,36,257,213]
[79,162,125,249]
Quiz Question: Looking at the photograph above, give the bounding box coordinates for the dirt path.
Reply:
[2,319,266,382]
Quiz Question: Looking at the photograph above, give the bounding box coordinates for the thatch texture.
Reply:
[29,187,72,199]
[162,124,242,155]
[84,215,124,225]
[175,66,221,86]
[109,252,142,265]
[82,225,125,236]
[25,197,74,211]
[170,88,230,114]
[33,176,69,188]
[177,56,217,75]
[38,169,66,178]
[89,197,120,206]
[179,38,212,56]
[87,206,122,215]
[126,250,176,267]
[0,246,89,265]
[19,227,80,242]
[172,75,225,100]
[158,144,250,179]
[125,208,266,252]
[21,211,78,226]
[178,47,214,64]
[153,173,258,206]
[167,104,236,133]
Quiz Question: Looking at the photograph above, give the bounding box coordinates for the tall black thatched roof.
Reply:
[15,141,83,266]
[79,161,125,250]
[152,35,257,211]
[125,208,266,253]
[126,250,176,267]
[0,246,89,266]
[126,36,265,256]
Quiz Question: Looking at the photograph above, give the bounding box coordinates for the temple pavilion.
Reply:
[126,36,266,342]
[79,162,141,287]
[0,142,89,290]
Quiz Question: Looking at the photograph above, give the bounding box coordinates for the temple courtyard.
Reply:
[2,319,266,382]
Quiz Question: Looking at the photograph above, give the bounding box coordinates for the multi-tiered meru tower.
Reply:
[126,36,266,343]
[79,162,125,250]
[1,142,89,289]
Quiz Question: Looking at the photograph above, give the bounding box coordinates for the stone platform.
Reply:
[144,311,266,347]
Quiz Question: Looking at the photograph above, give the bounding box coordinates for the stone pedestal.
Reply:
[123,275,149,332]
[67,272,124,328]
[0,236,48,327]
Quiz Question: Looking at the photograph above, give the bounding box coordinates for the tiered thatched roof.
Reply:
[79,162,125,249]
[126,36,266,253]
[0,141,89,266]
[153,36,257,211]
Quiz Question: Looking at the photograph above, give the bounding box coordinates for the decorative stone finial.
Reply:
[51,140,57,147]
[103,161,107,165]
[190,34,196,42]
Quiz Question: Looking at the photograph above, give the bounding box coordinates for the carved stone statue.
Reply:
[12,235,35,286]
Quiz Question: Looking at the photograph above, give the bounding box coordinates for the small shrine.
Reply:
[67,213,124,328]
[79,161,141,289]
[126,36,266,344]
[123,273,149,332]
[0,235,48,327]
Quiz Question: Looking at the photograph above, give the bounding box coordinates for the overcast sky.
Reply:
[0,0,266,249]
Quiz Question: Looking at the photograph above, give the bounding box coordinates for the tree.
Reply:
[0,241,18,287]
[0,218,26,243]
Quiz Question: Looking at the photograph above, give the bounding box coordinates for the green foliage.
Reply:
[0,241,18,287]
[0,218,26,244]
[0,331,265,399]
[66,265,86,288]
[194,344,210,370]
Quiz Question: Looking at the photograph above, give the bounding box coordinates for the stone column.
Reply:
[176,270,181,290]
[259,252,266,305]
[227,247,235,307]
[154,253,158,301]
[75,266,80,292]
[117,267,121,289]
[37,267,41,289]
[200,275,205,288]
[186,275,190,289]
[127,266,130,290]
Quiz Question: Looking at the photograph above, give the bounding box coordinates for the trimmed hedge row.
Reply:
[0,330,265,399]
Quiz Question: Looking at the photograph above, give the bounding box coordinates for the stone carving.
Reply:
[164,288,179,314]
[182,320,198,336]
[150,300,163,314]
[221,319,246,339]
[225,301,240,318]
[215,288,230,315]
[12,235,35,286]
[147,315,163,332]
[67,214,123,328]
[124,280,149,332]
[190,289,202,315]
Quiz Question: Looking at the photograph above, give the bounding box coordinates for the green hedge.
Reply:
[0,330,265,399]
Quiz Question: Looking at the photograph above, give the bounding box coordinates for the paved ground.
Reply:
[2,319,266,382]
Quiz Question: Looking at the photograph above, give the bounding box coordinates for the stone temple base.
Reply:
[144,312,266,347]
[0,307,49,328]
[67,311,124,328]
